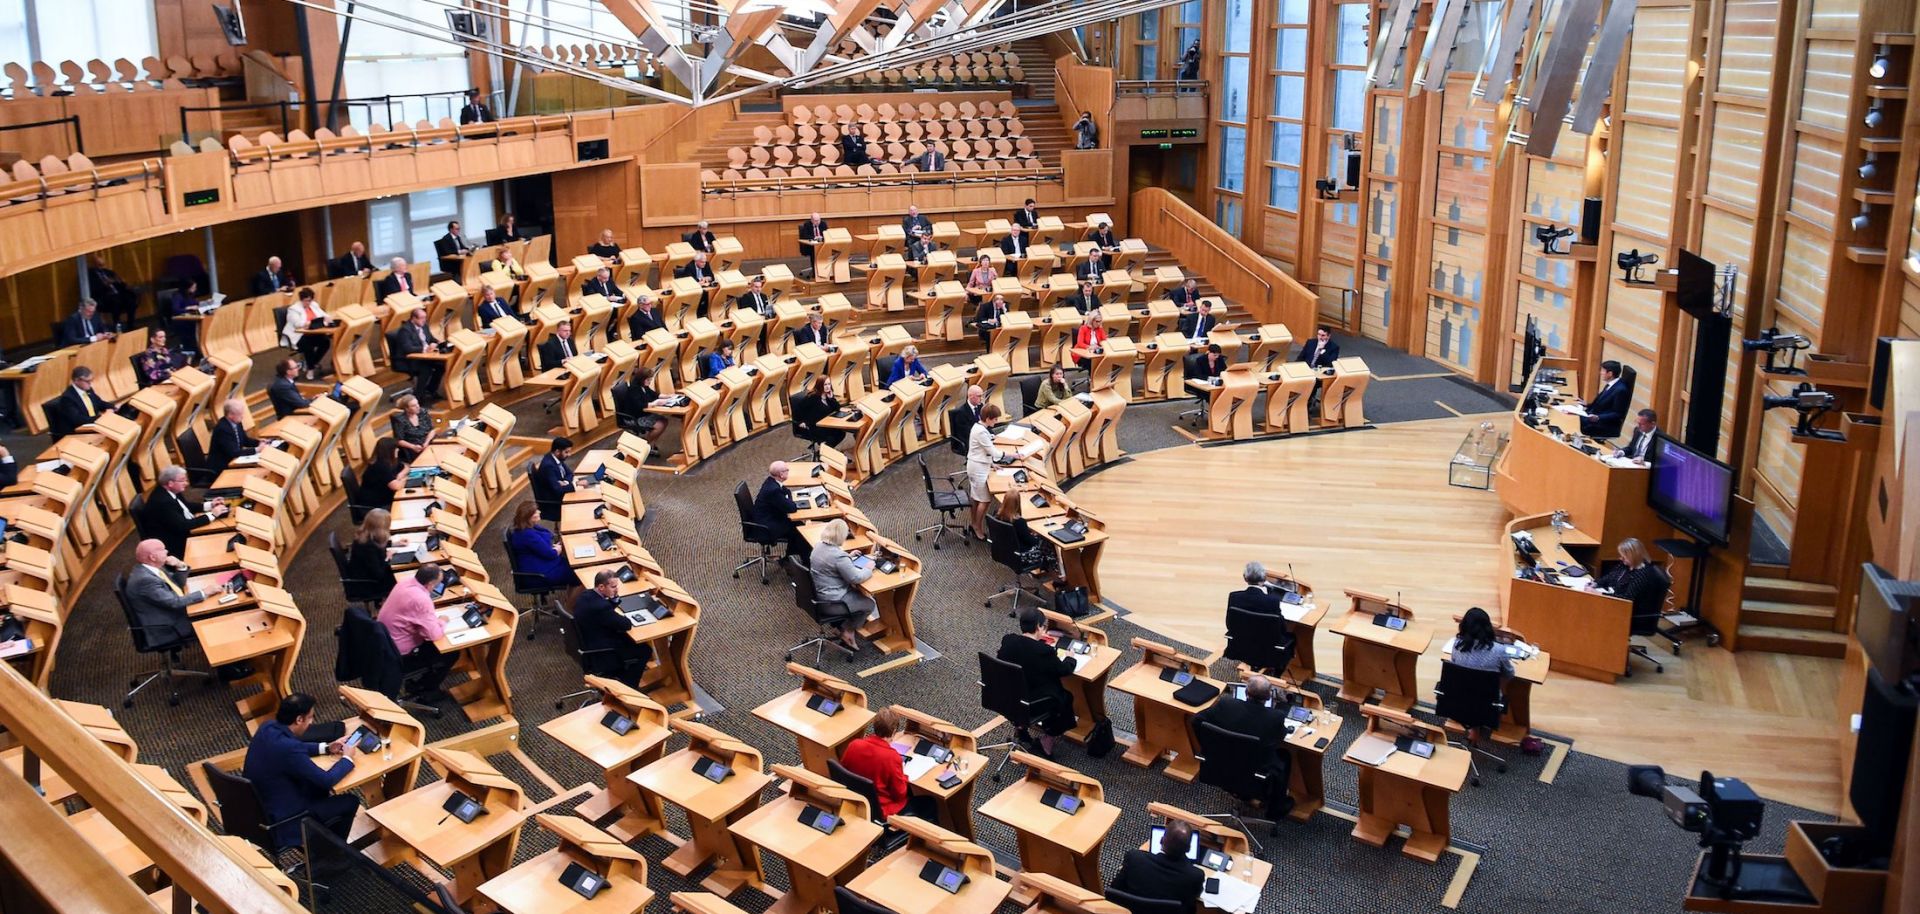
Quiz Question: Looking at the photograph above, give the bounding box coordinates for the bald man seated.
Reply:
[753,461,809,557]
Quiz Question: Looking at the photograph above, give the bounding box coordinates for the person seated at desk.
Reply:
[628,294,666,340]
[390,394,433,461]
[809,519,873,652]
[475,284,519,329]
[974,293,1012,346]
[1227,562,1289,618]
[485,249,529,282]
[539,320,585,370]
[965,254,998,307]
[1587,537,1671,617]
[1076,249,1110,282]
[87,253,138,327]
[1190,674,1295,817]
[1449,606,1514,679]
[1073,311,1107,368]
[1066,279,1101,315]
[901,205,933,243]
[1035,365,1074,411]
[357,438,405,516]
[347,509,398,606]
[331,241,374,279]
[965,403,1005,537]
[283,287,332,376]
[583,266,627,306]
[486,213,527,246]
[617,365,668,445]
[1185,344,1226,384]
[125,538,205,646]
[997,607,1078,757]
[793,311,832,349]
[378,564,455,692]
[433,220,472,275]
[1086,222,1119,250]
[392,308,445,400]
[678,253,718,315]
[1168,277,1204,311]
[249,255,295,297]
[49,365,113,440]
[1012,199,1041,230]
[268,358,312,420]
[754,460,809,557]
[904,235,935,268]
[683,221,718,253]
[738,276,774,319]
[167,280,202,352]
[791,376,846,449]
[886,346,930,385]
[1000,224,1033,259]
[138,465,229,557]
[242,692,358,847]
[59,298,115,347]
[1577,360,1633,439]
[1177,298,1218,343]
[587,229,622,262]
[1297,325,1339,370]
[572,569,656,688]
[840,708,943,821]
[949,385,986,447]
[1615,409,1659,462]
[375,257,418,300]
[994,492,1065,583]
[508,500,578,596]
[798,212,831,264]
[1110,819,1204,914]
[530,436,577,522]
[702,340,737,379]
[135,329,178,387]
[209,398,259,477]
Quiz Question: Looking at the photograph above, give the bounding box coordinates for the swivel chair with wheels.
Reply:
[114,573,211,708]
[976,651,1054,780]
[913,456,970,549]
[982,513,1052,610]
[1221,607,1295,677]
[502,528,563,639]
[1192,720,1284,847]
[732,481,783,584]
[784,554,858,665]
[1432,660,1509,786]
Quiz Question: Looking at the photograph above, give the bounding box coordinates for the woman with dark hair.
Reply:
[1034,365,1073,411]
[618,364,667,445]
[791,375,846,448]
[136,329,178,386]
[507,501,576,594]
[357,437,406,515]
[994,491,1063,582]
[1448,606,1513,679]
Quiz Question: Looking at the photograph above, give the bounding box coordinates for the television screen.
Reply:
[1646,434,1735,546]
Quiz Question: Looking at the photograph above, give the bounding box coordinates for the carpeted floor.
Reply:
[36,337,1819,914]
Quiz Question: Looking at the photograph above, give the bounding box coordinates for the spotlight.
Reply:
[1851,204,1873,233]
[1870,44,1892,79]
[1617,249,1659,283]
[1859,153,1878,182]
[1866,100,1886,130]
[1534,224,1575,255]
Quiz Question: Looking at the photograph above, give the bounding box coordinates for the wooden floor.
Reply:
[1072,414,1847,813]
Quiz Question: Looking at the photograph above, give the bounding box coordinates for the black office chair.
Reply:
[874,355,899,387]
[385,329,422,398]
[732,481,782,585]
[334,606,442,718]
[977,651,1054,780]
[326,531,387,610]
[983,514,1051,610]
[502,527,563,640]
[552,604,620,709]
[914,456,971,550]
[128,492,152,541]
[339,465,381,524]
[1105,886,1187,914]
[835,886,902,914]
[1177,353,1210,426]
[1193,720,1283,847]
[114,573,211,708]
[200,763,326,888]
[42,397,74,441]
[174,432,218,487]
[1626,568,1670,674]
[1433,660,1509,786]
[784,555,858,665]
[789,392,826,462]
[1018,375,1043,416]
[611,380,645,434]
[828,759,910,853]
[1221,607,1296,676]
[526,458,561,523]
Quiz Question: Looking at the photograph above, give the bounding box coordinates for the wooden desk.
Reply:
[1137,804,1273,914]
[889,705,987,838]
[1191,366,1259,440]
[1440,633,1550,744]
[1264,362,1317,434]
[992,311,1035,374]
[1330,589,1431,710]
[1139,334,1189,400]
[1501,514,1632,682]
[1108,638,1216,782]
[844,817,1011,914]
[328,685,427,806]
[797,523,922,660]
[477,814,654,914]
[538,677,674,839]
[1009,871,1129,914]
[1081,337,1137,398]
[1037,611,1119,745]
[752,663,875,775]
[430,582,520,722]
[1494,360,1666,548]
[729,764,881,914]
[976,753,1119,893]
[1342,707,1469,862]
[626,720,771,895]
[192,592,303,729]
[366,747,528,903]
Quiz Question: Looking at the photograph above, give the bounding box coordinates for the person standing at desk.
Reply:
[378,564,453,691]
[357,438,405,516]
[209,398,259,476]
[572,569,655,687]
[243,692,358,847]
[1449,607,1514,678]
[1035,365,1073,411]
[1227,562,1287,617]
[1577,360,1633,439]
[1615,409,1659,462]
[1111,819,1204,913]
[798,212,830,263]
[975,293,1011,346]
[1190,674,1294,816]
[839,708,941,820]
[792,376,846,449]
[996,607,1078,757]
[754,460,809,558]
[1179,41,1202,80]
[137,467,228,566]
[809,519,873,651]
[531,436,577,522]
[1587,538,1670,618]
[965,403,1004,538]
[347,509,398,606]
[965,254,998,308]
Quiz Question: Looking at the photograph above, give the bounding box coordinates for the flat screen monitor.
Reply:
[1645,433,1735,546]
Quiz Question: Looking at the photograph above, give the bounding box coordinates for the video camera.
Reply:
[1741,326,1811,374]
[1534,224,1575,255]
[1760,382,1842,441]
[1629,766,1763,895]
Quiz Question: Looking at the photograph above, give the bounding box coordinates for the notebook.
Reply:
[1347,733,1397,767]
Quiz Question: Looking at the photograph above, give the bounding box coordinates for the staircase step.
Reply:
[1741,576,1838,606]
[1734,624,1848,658]
[1740,599,1837,630]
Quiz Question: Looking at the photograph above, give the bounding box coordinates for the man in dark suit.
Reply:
[1177,299,1218,342]
[375,257,418,300]
[1226,562,1287,617]
[49,366,113,440]
[267,358,311,420]
[1000,225,1031,258]
[1615,409,1660,462]
[948,385,985,447]
[1110,819,1205,914]
[1076,249,1109,282]
[485,213,525,246]
[682,221,717,253]
[914,146,947,172]
[209,398,258,476]
[1579,360,1633,439]
[330,241,374,278]
[530,436,575,522]
[1190,674,1295,816]
[86,254,138,326]
[1167,277,1203,309]
[391,308,444,399]
[433,221,471,274]
[572,569,654,687]
[996,607,1079,756]
[0,446,18,489]
[1066,280,1100,314]
[901,205,933,242]
[250,256,294,297]
[1184,344,1226,384]
[124,538,205,644]
[678,253,717,315]
[538,321,582,371]
[840,131,869,166]
[1086,221,1119,249]
[1011,199,1041,230]
[583,266,626,304]
[797,212,830,262]
[243,692,358,847]
[59,300,114,347]
[137,465,228,558]
[738,277,774,318]
[974,294,1010,346]
[457,87,493,125]
[792,312,831,349]
[1297,325,1340,369]
[753,461,808,556]
[628,295,666,340]
[474,285,519,328]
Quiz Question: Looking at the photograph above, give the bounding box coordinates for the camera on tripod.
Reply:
[1534,224,1575,255]
[1617,249,1659,283]
[1741,326,1811,374]
[1628,766,1763,898]
[1761,382,1843,441]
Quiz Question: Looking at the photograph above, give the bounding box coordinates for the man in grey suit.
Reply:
[124,538,205,643]
[808,518,874,652]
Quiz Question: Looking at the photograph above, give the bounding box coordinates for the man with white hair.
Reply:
[375,257,415,300]
[137,465,228,558]
[125,538,206,643]
[250,255,294,297]
[208,398,258,477]
[683,220,717,253]
[948,384,987,445]
[752,460,807,557]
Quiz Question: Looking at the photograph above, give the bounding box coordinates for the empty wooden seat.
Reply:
[773,124,796,145]
[1014,137,1036,158]
[771,145,794,167]
[748,146,771,167]
[855,103,875,121]
[819,144,841,166]
[794,145,817,166]
[882,121,903,141]
[796,124,819,144]
[958,101,978,119]
[752,124,775,145]
[876,102,896,121]
[884,141,907,161]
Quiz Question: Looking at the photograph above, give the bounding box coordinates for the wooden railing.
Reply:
[1129,187,1318,331]
[1053,55,1114,144]
[0,664,305,914]
[1112,80,1208,121]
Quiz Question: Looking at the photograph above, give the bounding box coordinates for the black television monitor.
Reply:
[1856,563,1920,685]
[1645,433,1735,546]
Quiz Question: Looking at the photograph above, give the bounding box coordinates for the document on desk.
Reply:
[231,454,262,467]
[1552,403,1589,417]
[1348,733,1397,767]
[1280,603,1310,624]
[995,425,1031,443]
[445,627,488,646]
[901,754,940,781]
[1201,874,1261,914]
[1600,455,1646,469]
[1016,439,1048,457]
[572,545,599,559]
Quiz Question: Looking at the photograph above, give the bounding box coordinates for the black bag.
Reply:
[1055,585,1094,619]
[1085,718,1116,758]
[1172,679,1221,707]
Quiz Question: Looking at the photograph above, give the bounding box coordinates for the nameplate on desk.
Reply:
[445,628,488,646]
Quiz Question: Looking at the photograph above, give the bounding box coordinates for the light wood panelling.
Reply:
[1614,122,1681,238]
[1902,280,1920,340]
[1806,0,1863,32]
[1601,338,1658,417]
[1370,96,1405,177]
[1797,40,1858,134]
[1755,405,1806,541]
[1604,240,1665,353]
[1426,294,1481,373]
[1623,6,1696,120]
[1774,223,1833,335]
[1787,134,1847,225]
[1704,106,1770,211]
[1132,187,1318,331]
[1262,212,1301,268]
[1715,0,1783,98]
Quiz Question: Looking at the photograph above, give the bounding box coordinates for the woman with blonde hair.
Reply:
[344,508,396,604]
[1589,537,1671,621]
[808,518,872,650]
[391,394,432,458]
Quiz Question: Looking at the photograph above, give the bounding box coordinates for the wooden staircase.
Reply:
[1011,38,1057,102]
[1734,569,1846,657]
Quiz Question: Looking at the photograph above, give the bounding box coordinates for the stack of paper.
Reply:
[1017,439,1048,457]
[0,638,31,659]
[1200,874,1261,914]
[901,754,940,780]
[1348,733,1397,766]
[1280,603,1311,624]
[445,627,487,646]
[995,424,1032,443]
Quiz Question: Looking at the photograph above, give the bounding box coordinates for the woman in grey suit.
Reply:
[809,519,873,651]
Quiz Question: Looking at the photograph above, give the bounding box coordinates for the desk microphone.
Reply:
[1394,591,1401,614]
[1288,563,1296,586]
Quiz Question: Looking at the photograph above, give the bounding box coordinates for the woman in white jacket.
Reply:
[966,403,1005,538]
[281,287,331,379]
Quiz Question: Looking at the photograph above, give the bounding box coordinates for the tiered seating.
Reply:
[715,101,1039,181]
[527,42,647,70]
[0,53,242,96]
[0,55,236,159]
[820,45,1026,90]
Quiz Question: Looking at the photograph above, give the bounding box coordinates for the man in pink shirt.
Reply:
[378,565,451,689]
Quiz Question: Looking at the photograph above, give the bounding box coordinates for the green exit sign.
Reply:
[182,188,220,207]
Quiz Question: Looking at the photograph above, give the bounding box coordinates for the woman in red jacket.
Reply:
[1072,309,1109,369]
[838,708,942,822]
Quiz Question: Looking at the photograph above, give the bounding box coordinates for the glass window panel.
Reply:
[1215,197,1244,234]
[0,2,28,64]
[1280,0,1310,24]
[1138,9,1159,35]
[1333,71,1367,131]
[35,0,155,64]
[1222,57,1250,122]
[1217,126,1247,191]
[368,199,407,262]
[1269,167,1300,213]
[1272,75,1304,119]
[1225,0,1252,52]
[1272,28,1306,72]
[1271,121,1303,166]
[1336,4,1371,66]
[459,186,496,237]
[1137,44,1159,80]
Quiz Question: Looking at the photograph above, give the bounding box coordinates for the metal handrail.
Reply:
[0,115,83,155]
[176,90,475,142]
[1115,78,1208,95]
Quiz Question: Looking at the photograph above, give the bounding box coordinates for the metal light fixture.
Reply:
[1859,153,1879,182]
[1866,100,1887,129]
[1870,44,1892,79]
[1851,203,1873,233]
